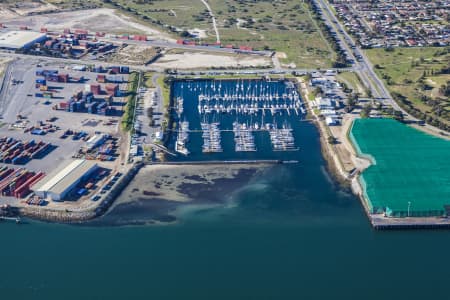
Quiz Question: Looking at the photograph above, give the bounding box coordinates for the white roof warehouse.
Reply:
[32,159,98,201]
[0,31,47,50]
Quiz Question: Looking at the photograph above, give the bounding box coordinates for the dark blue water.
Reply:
[1,82,450,299]
[169,79,304,161]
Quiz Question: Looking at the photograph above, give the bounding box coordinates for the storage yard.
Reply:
[0,57,131,209]
[0,137,53,165]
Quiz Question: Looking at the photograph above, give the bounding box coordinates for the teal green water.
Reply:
[1,123,450,299]
[351,119,450,217]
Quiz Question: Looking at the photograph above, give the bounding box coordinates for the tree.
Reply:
[360,103,371,118]
[180,31,191,38]
[327,136,336,145]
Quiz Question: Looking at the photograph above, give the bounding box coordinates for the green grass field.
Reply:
[93,0,335,68]
[121,72,139,131]
[337,71,367,96]
[209,0,335,68]
[365,47,450,127]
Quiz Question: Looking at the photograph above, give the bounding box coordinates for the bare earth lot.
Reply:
[0,8,174,41]
[153,51,272,69]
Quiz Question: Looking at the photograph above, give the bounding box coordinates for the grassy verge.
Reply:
[337,72,367,96]
[143,72,155,88]
[121,72,139,131]
[157,76,170,109]
[365,47,450,130]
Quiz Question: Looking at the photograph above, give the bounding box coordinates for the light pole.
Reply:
[408,201,411,217]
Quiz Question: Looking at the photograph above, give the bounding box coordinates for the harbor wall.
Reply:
[15,162,144,223]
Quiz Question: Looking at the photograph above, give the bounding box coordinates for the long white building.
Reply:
[32,159,98,201]
[0,31,47,50]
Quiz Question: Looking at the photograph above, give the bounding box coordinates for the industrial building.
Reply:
[31,159,97,201]
[0,31,47,50]
[84,134,106,152]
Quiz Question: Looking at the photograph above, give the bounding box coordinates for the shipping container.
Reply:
[105,75,123,83]
[90,84,101,95]
[119,66,130,74]
[109,66,120,74]
[97,75,106,83]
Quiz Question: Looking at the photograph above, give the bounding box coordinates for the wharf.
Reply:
[370,214,450,230]
[0,216,21,223]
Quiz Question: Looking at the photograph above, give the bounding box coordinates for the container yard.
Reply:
[0,137,53,165]
[75,134,119,162]
[0,57,129,211]
[0,166,45,199]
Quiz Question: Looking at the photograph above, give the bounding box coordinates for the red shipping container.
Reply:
[90,85,101,95]
[75,29,88,35]
[58,74,69,83]
[97,75,106,83]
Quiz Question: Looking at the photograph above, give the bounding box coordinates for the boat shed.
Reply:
[31,159,98,201]
[0,31,47,50]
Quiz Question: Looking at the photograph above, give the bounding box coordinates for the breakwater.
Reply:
[149,160,286,165]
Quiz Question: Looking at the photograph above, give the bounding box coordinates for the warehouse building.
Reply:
[84,134,106,152]
[31,159,98,201]
[0,31,47,50]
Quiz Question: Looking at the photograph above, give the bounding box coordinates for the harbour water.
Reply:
[1,122,450,299]
[169,79,304,161]
[1,80,450,299]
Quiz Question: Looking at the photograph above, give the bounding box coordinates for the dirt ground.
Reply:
[0,8,174,41]
[10,2,58,16]
[153,51,272,69]
[108,44,160,65]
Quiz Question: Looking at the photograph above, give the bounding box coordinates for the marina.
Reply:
[171,79,305,160]
[175,121,189,155]
[201,122,223,153]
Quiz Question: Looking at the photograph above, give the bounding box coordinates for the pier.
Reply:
[0,216,21,223]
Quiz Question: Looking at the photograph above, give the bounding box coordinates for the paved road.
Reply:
[314,0,401,107]
[0,51,353,76]
[0,59,14,115]
[314,0,450,137]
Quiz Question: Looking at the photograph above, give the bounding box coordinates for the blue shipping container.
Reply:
[120,66,129,74]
